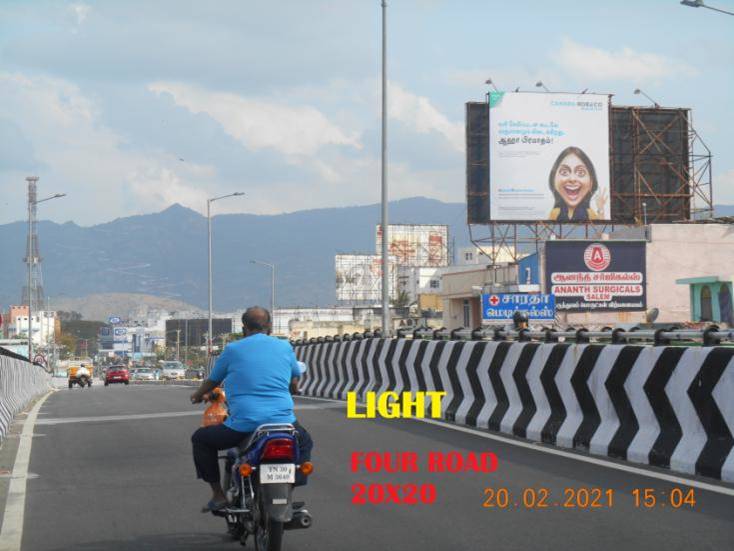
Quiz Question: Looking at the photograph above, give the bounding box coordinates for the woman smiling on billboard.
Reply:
[548,146,607,221]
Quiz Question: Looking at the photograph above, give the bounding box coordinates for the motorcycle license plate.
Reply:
[259,464,295,484]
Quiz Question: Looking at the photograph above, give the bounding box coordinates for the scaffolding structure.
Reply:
[335,254,397,304]
[465,100,713,263]
[21,176,45,312]
[610,106,713,223]
[375,224,449,267]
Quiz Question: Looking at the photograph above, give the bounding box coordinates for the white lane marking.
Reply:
[34,402,343,425]
[295,395,734,498]
[0,390,54,551]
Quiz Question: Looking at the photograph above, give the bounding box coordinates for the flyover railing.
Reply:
[291,325,734,347]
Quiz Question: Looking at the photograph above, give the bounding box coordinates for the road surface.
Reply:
[2,384,733,550]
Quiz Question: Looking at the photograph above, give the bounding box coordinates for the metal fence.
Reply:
[0,352,51,444]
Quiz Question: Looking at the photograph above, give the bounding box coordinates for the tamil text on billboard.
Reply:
[545,241,646,312]
[375,224,448,267]
[489,92,611,222]
[335,254,396,302]
[482,293,556,322]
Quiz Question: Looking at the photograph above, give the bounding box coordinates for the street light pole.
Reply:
[176,329,181,361]
[680,0,734,15]
[207,192,245,358]
[27,190,65,363]
[27,194,32,362]
[207,198,212,356]
[380,0,391,336]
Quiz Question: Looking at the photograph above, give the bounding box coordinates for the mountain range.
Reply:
[2,198,732,319]
[0,197,472,316]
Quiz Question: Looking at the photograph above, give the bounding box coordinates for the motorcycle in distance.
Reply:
[200,374,313,549]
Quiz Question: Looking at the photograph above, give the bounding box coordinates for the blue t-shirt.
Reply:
[209,333,300,433]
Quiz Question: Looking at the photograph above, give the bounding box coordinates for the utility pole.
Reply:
[380,0,391,336]
[175,329,181,361]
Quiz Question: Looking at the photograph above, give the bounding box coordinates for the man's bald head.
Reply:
[242,306,271,335]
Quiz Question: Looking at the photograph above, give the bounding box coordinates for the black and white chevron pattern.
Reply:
[295,339,734,482]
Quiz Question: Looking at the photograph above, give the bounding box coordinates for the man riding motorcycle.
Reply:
[190,306,313,513]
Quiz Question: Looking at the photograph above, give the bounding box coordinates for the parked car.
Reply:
[161,361,186,380]
[105,365,130,386]
[132,368,156,381]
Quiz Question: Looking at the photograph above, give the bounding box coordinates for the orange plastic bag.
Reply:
[202,388,228,427]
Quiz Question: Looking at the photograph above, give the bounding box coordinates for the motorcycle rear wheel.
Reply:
[253,501,283,551]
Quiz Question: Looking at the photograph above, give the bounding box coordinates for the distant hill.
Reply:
[0,197,472,312]
[51,293,201,322]
[2,198,731,313]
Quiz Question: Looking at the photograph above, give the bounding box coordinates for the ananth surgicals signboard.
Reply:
[545,241,646,312]
[482,293,555,322]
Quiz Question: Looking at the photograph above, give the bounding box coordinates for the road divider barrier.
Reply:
[0,351,51,444]
[294,339,734,482]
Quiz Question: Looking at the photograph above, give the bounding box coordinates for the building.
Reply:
[3,305,58,346]
[441,264,534,329]
[164,318,234,351]
[456,246,520,266]
[552,224,734,326]
[440,223,734,330]
[676,275,733,325]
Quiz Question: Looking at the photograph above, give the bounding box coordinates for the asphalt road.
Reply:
[8,384,734,550]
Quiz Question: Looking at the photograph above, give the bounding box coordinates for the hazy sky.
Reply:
[1,0,732,225]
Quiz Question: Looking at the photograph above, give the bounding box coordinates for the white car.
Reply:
[161,361,186,380]
[133,368,156,381]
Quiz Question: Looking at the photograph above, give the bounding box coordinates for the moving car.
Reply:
[105,365,130,386]
[161,361,186,380]
[132,368,156,381]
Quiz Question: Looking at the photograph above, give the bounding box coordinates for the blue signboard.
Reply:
[109,316,121,324]
[482,293,555,321]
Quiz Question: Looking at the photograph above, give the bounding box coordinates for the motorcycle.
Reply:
[203,387,313,549]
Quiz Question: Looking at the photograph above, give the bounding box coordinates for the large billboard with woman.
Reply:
[488,92,611,221]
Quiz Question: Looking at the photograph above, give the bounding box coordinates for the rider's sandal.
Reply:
[201,499,228,513]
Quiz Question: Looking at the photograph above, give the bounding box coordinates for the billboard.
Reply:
[482,293,555,322]
[335,254,397,303]
[375,224,449,267]
[545,241,646,312]
[488,92,611,222]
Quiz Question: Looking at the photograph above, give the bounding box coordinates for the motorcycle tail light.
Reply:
[261,438,295,461]
[300,461,314,476]
[239,463,252,477]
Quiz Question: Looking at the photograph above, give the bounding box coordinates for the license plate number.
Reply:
[259,464,295,484]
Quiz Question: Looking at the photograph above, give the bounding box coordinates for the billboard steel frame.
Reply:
[467,96,713,263]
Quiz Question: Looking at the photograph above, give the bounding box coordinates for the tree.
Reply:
[392,290,412,308]
[58,311,83,321]
[57,333,78,359]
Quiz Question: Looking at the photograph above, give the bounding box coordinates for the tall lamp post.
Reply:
[27,191,65,363]
[250,260,276,318]
[380,0,390,335]
[680,0,734,15]
[207,192,244,357]
[633,88,660,108]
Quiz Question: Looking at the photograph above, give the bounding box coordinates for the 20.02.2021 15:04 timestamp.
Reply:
[482,487,696,509]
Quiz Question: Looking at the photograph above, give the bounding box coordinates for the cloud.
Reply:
[555,38,696,82]
[0,72,216,222]
[388,82,464,152]
[148,81,362,156]
[72,3,91,24]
